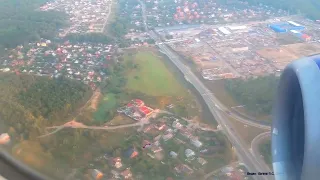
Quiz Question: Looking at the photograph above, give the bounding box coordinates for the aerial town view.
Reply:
[0,0,319,180]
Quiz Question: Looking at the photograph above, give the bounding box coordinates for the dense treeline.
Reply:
[64,33,114,44]
[18,77,92,119]
[0,0,67,48]
[241,0,320,20]
[0,73,92,178]
[0,73,92,141]
[259,140,272,168]
[225,75,279,117]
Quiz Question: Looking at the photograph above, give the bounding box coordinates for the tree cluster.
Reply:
[18,77,92,120]
[225,75,279,119]
[64,33,114,44]
[0,0,67,48]
[259,140,272,168]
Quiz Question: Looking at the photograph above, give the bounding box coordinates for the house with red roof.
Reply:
[121,169,132,179]
[139,106,153,117]
[111,157,123,169]
[127,103,134,108]
[156,122,167,131]
[125,147,139,159]
[143,124,154,133]
[133,99,144,107]
[229,171,243,180]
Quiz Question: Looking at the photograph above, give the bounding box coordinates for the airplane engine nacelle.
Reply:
[272,54,320,180]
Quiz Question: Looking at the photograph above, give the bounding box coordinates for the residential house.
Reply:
[111,157,123,169]
[125,147,139,159]
[154,140,160,146]
[154,135,162,141]
[185,149,195,159]
[190,138,203,148]
[166,128,173,133]
[143,124,154,133]
[162,133,174,141]
[221,166,234,173]
[156,122,166,131]
[133,99,144,107]
[90,169,104,180]
[151,145,163,154]
[121,169,132,179]
[170,151,178,158]
[197,157,207,165]
[142,140,152,149]
[172,121,183,129]
[174,164,194,175]
[180,129,193,139]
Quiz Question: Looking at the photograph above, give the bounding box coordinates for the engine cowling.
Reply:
[272,54,320,180]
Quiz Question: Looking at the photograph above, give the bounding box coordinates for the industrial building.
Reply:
[290,30,312,41]
[218,27,231,35]
[287,21,303,27]
[269,22,305,33]
[228,25,247,30]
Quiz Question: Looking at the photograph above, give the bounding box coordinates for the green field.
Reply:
[126,51,188,97]
[259,139,273,170]
[93,93,117,122]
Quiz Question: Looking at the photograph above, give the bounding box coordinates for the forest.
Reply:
[64,33,114,44]
[241,0,320,19]
[0,0,67,48]
[0,73,92,142]
[0,73,93,178]
[17,76,92,120]
[225,75,280,118]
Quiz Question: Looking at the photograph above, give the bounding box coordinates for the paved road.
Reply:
[202,93,271,130]
[100,0,114,33]
[251,132,272,171]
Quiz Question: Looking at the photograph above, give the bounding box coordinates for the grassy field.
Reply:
[93,93,117,122]
[106,115,135,126]
[126,51,189,97]
[259,139,272,170]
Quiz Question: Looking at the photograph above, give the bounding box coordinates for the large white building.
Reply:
[228,25,247,30]
[218,27,231,35]
[287,21,302,27]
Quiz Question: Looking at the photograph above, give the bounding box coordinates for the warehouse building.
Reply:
[218,27,231,35]
[269,22,305,33]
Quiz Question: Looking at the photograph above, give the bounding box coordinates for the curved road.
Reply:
[251,132,272,170]
[204,94,271,130]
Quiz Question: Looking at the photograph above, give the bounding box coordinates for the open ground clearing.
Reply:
[126,51,189,97]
